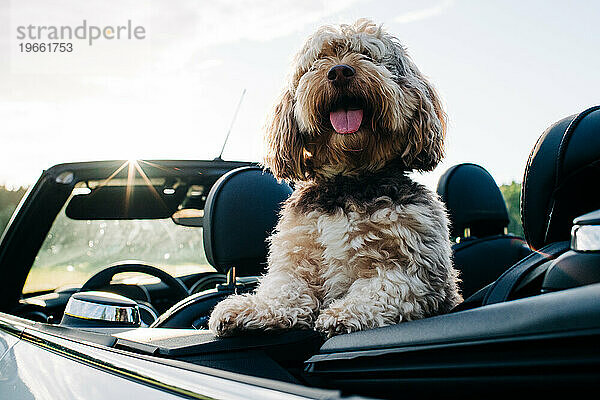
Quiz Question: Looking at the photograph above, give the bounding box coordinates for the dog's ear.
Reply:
[263,89,308,181]
[400,58,447,172]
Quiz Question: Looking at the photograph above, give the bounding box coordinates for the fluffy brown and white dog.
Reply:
[209,19,462,337]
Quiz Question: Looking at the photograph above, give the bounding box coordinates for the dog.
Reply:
[209,19,462,338]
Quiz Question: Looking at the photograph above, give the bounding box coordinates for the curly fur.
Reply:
[209,19,461,337]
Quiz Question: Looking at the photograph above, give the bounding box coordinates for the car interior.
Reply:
[437,162,532,299]
[3,105,600,397]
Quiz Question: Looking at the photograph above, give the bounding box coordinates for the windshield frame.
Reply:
[0,159,253,305]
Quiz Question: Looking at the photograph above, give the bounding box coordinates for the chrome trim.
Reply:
[64,292,140,325]
[227,266,236,286]
[571,224,600,252]
[0,313,32,338]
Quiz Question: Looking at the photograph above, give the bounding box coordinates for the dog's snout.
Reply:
[327,64,355,86]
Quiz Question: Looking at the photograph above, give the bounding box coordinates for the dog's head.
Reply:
[264,19,446,181]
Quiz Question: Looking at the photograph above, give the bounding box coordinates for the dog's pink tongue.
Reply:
[330,109,363,134]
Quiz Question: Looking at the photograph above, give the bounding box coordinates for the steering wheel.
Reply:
[80,262,190,307]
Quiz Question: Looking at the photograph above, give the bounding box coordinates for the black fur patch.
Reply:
[288,159,432,214]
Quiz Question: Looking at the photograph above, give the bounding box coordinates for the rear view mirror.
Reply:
[171,209,204,227]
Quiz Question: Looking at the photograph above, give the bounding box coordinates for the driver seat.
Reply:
[152,166,292,328]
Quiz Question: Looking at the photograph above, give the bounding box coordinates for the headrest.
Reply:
[203,166,292,276]
[437,163,509,238]
[521,105,600,250]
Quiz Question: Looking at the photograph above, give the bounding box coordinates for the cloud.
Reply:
[395,0,455,24]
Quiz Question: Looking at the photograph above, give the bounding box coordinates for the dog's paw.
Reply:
[208,295,252,337]
[315,307,362,338]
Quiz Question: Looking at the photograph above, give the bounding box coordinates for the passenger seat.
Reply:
[437,163,531,298]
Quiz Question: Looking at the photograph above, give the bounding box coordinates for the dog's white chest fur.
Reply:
[279,197,441,295]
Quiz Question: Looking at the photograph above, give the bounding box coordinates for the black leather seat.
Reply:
[437,163,531,298]
[461,105,600,308]
[152,166,292,328]
[521,105,600,250]
[203,166,293,277]
[438,163,511,239]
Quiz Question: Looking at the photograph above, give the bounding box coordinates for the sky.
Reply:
[1,0,599,189]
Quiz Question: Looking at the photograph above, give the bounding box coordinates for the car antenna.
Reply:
[214,88,246,161]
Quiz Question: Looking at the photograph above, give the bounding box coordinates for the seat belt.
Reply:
[482,241,570,305]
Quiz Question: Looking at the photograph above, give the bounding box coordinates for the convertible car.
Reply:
[1,106,599,399]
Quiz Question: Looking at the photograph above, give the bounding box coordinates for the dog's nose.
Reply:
[327,64,355,86]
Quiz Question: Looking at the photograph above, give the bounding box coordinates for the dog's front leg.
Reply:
[208,270,318,336]
[314,273,413,337]
[209,208,321,337]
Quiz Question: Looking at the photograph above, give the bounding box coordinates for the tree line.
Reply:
[0,185,28,236]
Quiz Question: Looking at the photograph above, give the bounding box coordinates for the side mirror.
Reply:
[60,291,141,328]
[571,209,600,252]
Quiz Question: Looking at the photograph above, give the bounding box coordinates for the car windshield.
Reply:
[23,192,214,294]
